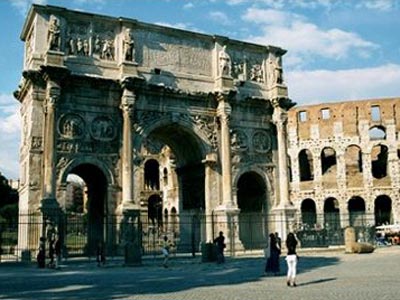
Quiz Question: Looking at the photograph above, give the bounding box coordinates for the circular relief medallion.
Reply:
[252,131,271,153]
[59,114,85,139]
[91,116,116,141]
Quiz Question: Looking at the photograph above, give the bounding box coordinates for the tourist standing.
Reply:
[265,233,280,275]
[214,231,226,264]
[285,232,298,287]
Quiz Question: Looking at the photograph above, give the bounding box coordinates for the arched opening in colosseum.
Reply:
[371,144,388,180]
[348,196,366,227]
[237,172,267,249]
[144,159,160,191]
[298,149,313,186]
[321,147,337,188]
[375,195,392,225]
[301,199,317,228]
[147,194,163,228]
[345,145,363,187]
[324,197,340,230]
[369,126,386,140]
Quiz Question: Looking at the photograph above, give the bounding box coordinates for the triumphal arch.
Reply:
[15,5,295,257]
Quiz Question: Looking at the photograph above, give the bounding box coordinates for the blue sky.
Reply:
[1,0,400,179]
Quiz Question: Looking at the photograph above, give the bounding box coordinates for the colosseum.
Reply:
[287,98,400,244]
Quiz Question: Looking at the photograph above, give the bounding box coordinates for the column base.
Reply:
[213,206,244,254]
[119,208,142,266]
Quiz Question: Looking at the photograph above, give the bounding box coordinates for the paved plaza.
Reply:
[0,246,399,300]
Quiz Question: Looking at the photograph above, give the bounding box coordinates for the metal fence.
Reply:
[0,211,381,263]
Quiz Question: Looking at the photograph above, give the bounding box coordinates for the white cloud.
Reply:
[358,0,396,11]
[286,64,400,105]
[209,11,232,26]
[183,2,194,9]
[226,0,334,9]
[0,94,21,179]
[242,8,378,67]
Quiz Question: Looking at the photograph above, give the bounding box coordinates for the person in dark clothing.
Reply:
[265,233,280,275]
[96,240,106,267]
[285,232,299,287]
[37,237,46,268]
[54,237,61,269]
[214,231,226,264]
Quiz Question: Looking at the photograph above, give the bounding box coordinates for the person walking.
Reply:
[161,235,173,268]
[214,231,226,264]
[285,232,298,287]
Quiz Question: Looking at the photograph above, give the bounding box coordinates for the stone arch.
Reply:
[321,146,337,176]
[233,166,273,208]
[59,161,111,255]
[301,198,316,228]
[135,117,210,212]
[236,170,268,249]
[348,196,366,226]
[374,195,392,226]
[144,159,160,190]
[371,144,388,179]
[345,145,363,187]
[298,149,313,182]
[59,157,115,186]
[135,115,212,161]
[324,197,340,230]
[369,125,386,140]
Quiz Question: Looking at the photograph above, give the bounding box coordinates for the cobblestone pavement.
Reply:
[0,246,399,300]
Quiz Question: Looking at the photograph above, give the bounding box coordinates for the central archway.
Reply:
[237,171,267,249]
[138,119,209,252]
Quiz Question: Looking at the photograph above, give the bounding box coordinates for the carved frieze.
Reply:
[58,113,85,139]
[31,136,43,150]
[66,22,91,56]
[90,116,116,141]
[66,22,116,60]
[192,114,218,149]
[250,64,264,83]
[231,129,248,151]
[141,32,212,75]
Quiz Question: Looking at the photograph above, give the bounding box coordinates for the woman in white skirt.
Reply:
[285,232,298,287]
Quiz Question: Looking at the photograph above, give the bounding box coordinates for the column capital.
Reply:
[272,105,288,126]
[120,89,136,116]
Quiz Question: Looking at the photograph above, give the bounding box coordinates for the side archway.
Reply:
[236,171,267,249]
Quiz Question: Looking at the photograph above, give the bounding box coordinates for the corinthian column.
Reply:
[42,81,59,206]
[120,88,136,209]
[216,92,234,208]
[272,100,291,208]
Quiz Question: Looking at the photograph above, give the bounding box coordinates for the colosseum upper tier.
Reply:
[287,97,400,228]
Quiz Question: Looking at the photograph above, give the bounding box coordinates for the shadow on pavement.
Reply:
[0,255,341,299]
[297,277,337,287]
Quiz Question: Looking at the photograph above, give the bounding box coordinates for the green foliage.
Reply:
[0,203,18,225]
[0,173,19,225]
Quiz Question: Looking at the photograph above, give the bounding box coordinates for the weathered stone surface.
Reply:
[15,4,295,252]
